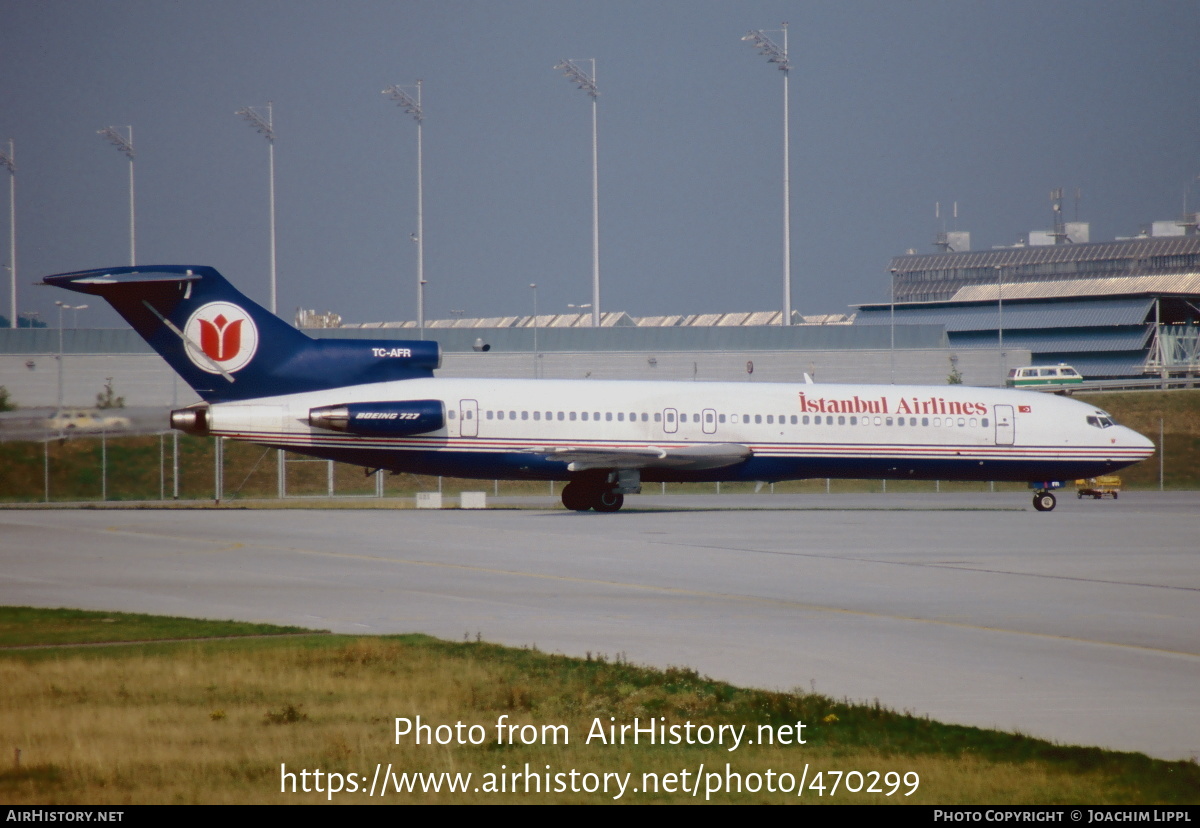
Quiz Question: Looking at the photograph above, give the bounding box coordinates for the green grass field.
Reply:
[1,607,1196,805]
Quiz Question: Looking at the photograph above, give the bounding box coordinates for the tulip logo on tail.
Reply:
[183,302,259,374]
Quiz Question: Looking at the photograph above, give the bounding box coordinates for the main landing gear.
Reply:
[1032,490,1057,512]
[560,470,641,513]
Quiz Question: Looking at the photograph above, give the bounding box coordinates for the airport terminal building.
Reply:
[4,213,1199,409]
[854,222,1200,379]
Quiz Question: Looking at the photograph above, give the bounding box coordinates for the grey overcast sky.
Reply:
[2,0,1198,330]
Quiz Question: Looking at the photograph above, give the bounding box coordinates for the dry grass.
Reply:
[2,635,1196,805]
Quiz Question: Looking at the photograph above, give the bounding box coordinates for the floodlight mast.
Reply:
[555,59,601,328]
[383,81,426,338]
[236,102,277,315]
[98,126,136,267]
[742,23,792,326]
[0,140,14,327]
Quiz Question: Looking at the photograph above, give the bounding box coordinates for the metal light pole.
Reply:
[994,264,1005,385]
[530,282,538,378]
[889,267,897,384]
[743,24,793,325]
[555,59,601,328]
[0,140,14,327]
[237,102,281,493]
[54,301,84,413]
[98,127,135,266]
[236,103,277,315]
[383,82,426,337]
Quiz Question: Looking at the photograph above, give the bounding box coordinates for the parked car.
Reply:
[1005,364,1084,389]
[45,408,132,432]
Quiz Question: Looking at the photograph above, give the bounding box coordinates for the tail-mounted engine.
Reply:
[308,400,444,436]
[170,405,210,436]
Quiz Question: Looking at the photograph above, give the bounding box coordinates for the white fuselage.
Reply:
[200,378,1155,484]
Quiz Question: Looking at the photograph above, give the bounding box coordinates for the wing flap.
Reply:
[538,442,751,472]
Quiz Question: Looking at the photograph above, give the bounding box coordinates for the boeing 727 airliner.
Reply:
[45,266,1155,512]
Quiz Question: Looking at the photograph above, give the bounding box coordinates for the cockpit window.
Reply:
[1087,413,1116,429]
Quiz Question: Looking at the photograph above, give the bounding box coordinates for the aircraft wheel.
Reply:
[561,481,593,512]
[594,491,624,513]
[1113,492,1119,499]
[1033,492,1057,512]
[1077,492,1084,499]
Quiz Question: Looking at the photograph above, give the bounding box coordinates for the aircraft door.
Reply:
[459,399,479,437]
[662,408,678,434]
[702,408,717,435]
[994,404,1015,445]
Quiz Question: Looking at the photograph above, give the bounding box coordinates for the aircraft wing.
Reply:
[535,442,751,472]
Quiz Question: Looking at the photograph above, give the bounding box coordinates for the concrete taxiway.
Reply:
[1,491,1196,760]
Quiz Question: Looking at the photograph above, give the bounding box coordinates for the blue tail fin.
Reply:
[44,265,440,403]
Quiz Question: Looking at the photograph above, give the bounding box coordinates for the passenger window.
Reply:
[618,412,625,422]
[838,416,845,425]
[448,410,456,419]
[754,415,762,424]
[557,412,564,421]
[767,415,774,424]
[719,414,726,423]
[790,415,798,424]
[802,415,809,425]
[510,411,516,419]
[981,418,989,427]
[487,410,494,420]
[850,416,857,425]
[534,411,541,421]
[873,417,882,426]
[582,412,589,421]
[921,417,928,426]
[957,418,966,427]
[522,411,528,420]
[654,412,662,422]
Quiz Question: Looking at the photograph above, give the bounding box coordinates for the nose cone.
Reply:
[1123,426,1156,458]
